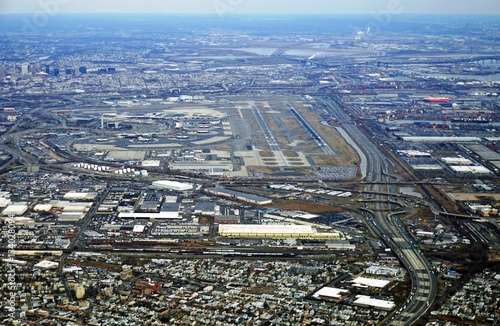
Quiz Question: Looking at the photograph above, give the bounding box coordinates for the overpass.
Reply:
[323,95,437,325]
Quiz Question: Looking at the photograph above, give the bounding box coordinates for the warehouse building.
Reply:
[353,295,395,311]
[33,204,53,212]
[138,192,163,212]
[449,166,491,175]
[161,202,181,214]
[218,224,341,240]
[58,213,86,222]
[118,212,182,220]
[152,180,193,191]
[402,136,481,142]
[351,277,390,289]
[441,157,473,165]
[118,199,181,220]
[2,203,28,216]
[63,192,98,200]
[194,202,217,215]
[312,287,350,302]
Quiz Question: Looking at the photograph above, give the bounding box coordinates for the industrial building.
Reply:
[34,260,60,269]
[169,161,233,175]
[1,203,28,216]
[58,213,86,222]
[466,144,500,161]
[351,277,390,289]
[47,200,93,222]
[151,180,193,191]
[33,204,53,212]
[397,150,431,158]
[117,212,182,220]
[194,202,217,215]
[401,136,481,142]
[218,224,341,240]
[205,187,272,205]
[365,266,402,277]
[441,157,474,165]
[450,166,491,174]
[117,196,181,220]
[138,192,163,212]
[312,287,350,302]
[353,295,396,311]
[63,192,98,200]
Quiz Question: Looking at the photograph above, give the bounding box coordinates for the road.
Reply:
[69,185,111,250]
[323,95,437,325]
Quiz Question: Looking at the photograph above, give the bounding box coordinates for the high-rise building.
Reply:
[21,64,29,75]
[53,68,59,76]
[75,285,85,299]
[79,66,87,74]
[45,65,50,74]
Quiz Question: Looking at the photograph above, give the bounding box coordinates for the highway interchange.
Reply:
[2,95,438,324]
[323,95,437,325]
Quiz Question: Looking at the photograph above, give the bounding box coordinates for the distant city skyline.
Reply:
[1,0,499,15]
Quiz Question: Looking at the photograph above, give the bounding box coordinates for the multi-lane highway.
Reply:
[323,95,437,325]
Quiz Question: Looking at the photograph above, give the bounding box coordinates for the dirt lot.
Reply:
[266,198,345,213]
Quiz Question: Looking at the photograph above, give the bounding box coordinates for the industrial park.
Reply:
[0,12,499,326]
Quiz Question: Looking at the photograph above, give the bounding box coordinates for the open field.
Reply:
[310,154,338,166]
[259,151,275,158]
[295,105,359,166]
[266,199,345,213]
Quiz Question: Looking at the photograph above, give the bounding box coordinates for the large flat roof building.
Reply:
[450,166,491,174]
[402,136,481,142]
[118,212,182,220]
[351,277,390,289]
[312,287,350,302]
[218,224,341,240]
[194,202,216,215]
[353,295,396,311]
[2,204,28,216]
[152,180,193,191]
[63,192,98,200]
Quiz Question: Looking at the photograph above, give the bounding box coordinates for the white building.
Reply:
[218,224,340,240]
[152,180,193,191]
[353,295,395,311]
[34,260,59,269]
[118,212,182,220]
[2,204,28,216]
[450,166,491,174]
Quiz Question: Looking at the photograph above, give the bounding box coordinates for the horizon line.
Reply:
[1,12,500,16]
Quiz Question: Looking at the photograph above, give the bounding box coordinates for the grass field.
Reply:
[295,105,359,166]
[259,151,275,158]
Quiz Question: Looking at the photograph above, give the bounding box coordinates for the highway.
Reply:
[323,95,437,325]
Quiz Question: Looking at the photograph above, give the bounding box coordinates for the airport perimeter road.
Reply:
[323,95,437,325]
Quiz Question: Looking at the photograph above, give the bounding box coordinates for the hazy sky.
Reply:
[1,0,499,15]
